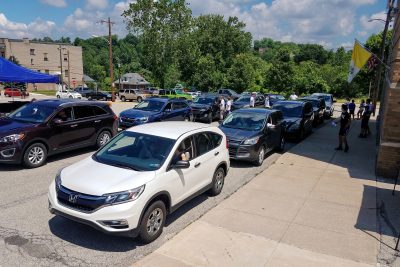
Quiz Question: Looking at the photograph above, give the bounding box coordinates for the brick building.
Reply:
[376,2,400,178]
[0,38,83,90]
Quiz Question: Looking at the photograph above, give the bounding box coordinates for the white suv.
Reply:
[48,122,229,243]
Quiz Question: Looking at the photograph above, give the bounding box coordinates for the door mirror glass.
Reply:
[172,160,190,169]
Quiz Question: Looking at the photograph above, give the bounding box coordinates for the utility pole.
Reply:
[372,0,394,116]
[67,50,71,89]
[58,45,64,88]
[99,17,115,101]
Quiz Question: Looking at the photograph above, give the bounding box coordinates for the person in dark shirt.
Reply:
[348,100,356,119]
[359,99,372,138]
[335,104,351,152]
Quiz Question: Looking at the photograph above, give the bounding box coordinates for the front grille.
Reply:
[57,185,107,213]
[228,138,242,145]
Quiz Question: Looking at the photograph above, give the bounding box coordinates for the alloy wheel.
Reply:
[146,208,164,236]
[258,148,265,165]
[99,132,111,146]
[215,169,224,191]
[28,146,45,165]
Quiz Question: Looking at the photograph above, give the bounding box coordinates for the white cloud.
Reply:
[86,0,109,10]
[340,41,353,49]
[40,0,67,8]
[360,11,386,31]
[0,13,55,38]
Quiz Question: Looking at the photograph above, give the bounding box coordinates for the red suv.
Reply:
[4,88,29,97]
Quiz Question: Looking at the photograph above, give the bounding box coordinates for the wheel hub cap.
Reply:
[146,208,163,236]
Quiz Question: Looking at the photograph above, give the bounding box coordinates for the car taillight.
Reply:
[226,138,229,149]
[113,114,118,121]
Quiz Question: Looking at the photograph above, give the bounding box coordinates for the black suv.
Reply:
[0,99,118,168]
[190,94,220,123]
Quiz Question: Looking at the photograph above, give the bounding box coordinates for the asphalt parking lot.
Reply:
[0,94,329,266]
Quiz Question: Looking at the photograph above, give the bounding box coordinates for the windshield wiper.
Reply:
[112,162,141,171]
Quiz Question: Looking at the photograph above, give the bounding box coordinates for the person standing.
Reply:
[249,93,255,108]
[219,96,226,121]
[335,104,351,152]
[225,97,232,116]
[289,92,298,100]
[348,99,356,119]
[264,95,270,108]
[357,99,365,120]
[359,99,372,138]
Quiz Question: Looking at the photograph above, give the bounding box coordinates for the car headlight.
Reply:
[55,168,63,191]
[243,136,260,145]
[138,117,149,122]
[0,133,25,143]
[103,185,145,204]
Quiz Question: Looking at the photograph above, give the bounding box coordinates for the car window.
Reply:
[74,106,94,119]
[164,103,172,111]
[194,133,214,157]
[8,102,57,123]
[92,106,108,116]
[172,137,194,163]
[209,132,222,148]
[173,102,187,110]
[54,107,73,122]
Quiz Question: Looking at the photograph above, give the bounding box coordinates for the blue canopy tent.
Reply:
[0,56,59,83]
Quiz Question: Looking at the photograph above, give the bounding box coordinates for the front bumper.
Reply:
[48,182,142,237]
[228,144,259,161]
[192,111,211,122]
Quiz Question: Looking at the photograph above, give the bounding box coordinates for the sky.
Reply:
[0,0,389,49]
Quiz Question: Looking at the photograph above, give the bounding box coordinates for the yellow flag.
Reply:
[348,41,372,83]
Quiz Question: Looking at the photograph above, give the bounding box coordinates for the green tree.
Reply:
[265,62,294,93]
[293,61,329,95]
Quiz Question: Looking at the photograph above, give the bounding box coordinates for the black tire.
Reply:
[276,135,285,152]
[254,146,265,166]
[208,112,213,124]
[120,96,126,102]
[137,96,143,103]
[139,200,166,244]
[96,130,112,148]
[23,143,47,168]
[209,167,225,196]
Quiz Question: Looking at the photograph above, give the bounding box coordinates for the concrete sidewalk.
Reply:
[134,118,388,267]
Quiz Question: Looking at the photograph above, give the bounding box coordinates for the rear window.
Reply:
[93,106,108,116]
[209,132,222,148]
[74,106,94,119]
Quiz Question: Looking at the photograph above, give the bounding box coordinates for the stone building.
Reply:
[376,2,400,178]
[0,38,83,90]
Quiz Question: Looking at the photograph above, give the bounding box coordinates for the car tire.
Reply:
[137,97,143,103]
[96,130,112,148]
[69,95,73,99]
[209,167,225,196]
[254,146,265,166]
[23,143,47,168]
[120,96,126,102]
[138,200,166,244]
[276,135,285,152]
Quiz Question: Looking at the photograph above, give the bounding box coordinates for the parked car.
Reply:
[231,94,265,110]
[48,121,229,243]
[56,89,82,99]
[74,87,93,97]
[0,99,118,168]
[219,108,285,166]
[217,88,240,100]
[86,91,112,101]
[4,88,28,97]
[298,97,326,126]
[273,100,314,140]
[190,94,220,123]
[118,98,192,130]
[265,93,285,107]
[311,93,335,118]
[119,89,151,103]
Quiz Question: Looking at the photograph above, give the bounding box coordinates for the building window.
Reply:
[0,52,4,58]
[44,53,48,61]
[45,69,49,74]
[65,70,69,77]
[30,49,35,55]
[37,70,41,72]
[64,54,68,61]
[31,58,34,65]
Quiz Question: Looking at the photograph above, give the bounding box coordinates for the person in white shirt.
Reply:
[264,95,270,108]
[289,92,298,100]
[249,94,255,107]
[219,96,226,121]
[225,97,232,116]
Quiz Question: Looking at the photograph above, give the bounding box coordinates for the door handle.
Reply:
[94,120,101,123]
[214,152,219,156]
[194,162,201,168]
[70,124,78,128]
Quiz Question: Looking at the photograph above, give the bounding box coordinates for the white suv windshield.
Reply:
[94,131,175,171]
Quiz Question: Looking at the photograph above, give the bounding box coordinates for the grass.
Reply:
[31,90,56,96]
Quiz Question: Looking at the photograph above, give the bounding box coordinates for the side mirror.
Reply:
[172,160,190,169]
